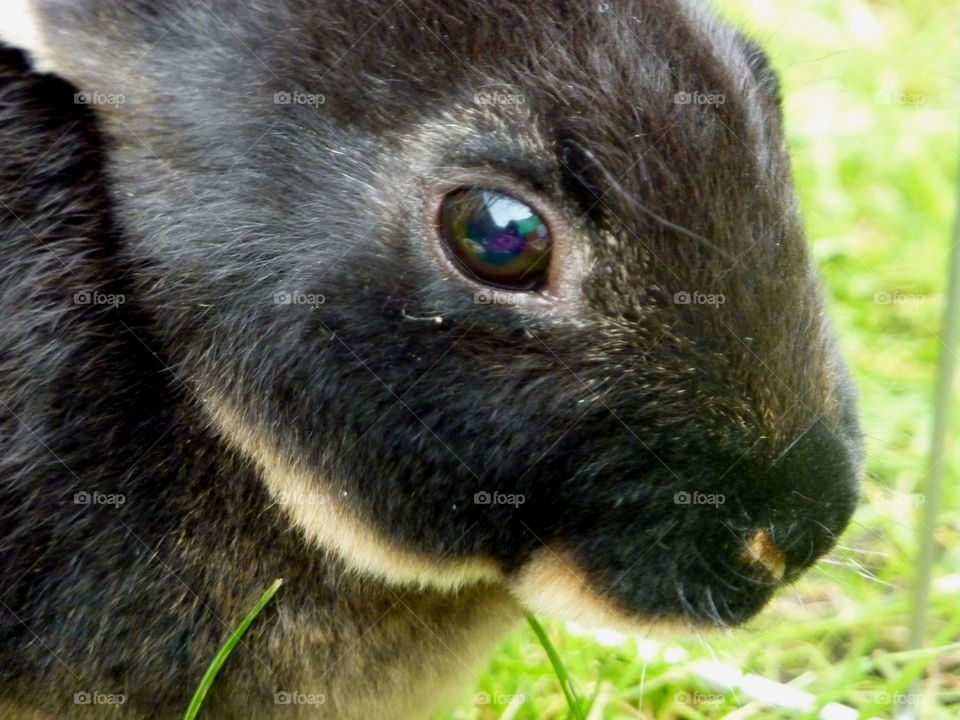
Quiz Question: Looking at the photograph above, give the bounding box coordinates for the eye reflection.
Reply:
[439,188,551,291]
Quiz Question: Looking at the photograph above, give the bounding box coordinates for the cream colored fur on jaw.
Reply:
[207,398,504,591]
[208,398,698,633]
[512,547,710,637]
[0,1,60,74]
[0,700,56,720]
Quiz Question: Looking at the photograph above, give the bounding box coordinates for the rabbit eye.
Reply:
[438,188,551,291]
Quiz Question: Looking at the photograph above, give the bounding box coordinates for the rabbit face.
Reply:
[16,0,861,629]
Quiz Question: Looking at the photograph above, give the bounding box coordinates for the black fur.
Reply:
[0,1,862,718]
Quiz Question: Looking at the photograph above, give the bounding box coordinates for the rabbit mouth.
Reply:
[508,543,781,632]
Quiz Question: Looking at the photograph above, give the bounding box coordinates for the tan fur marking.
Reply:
[743,529,786,580]
[206,398,502,591]
[257,584,522,720]
[510,548,709,636]
[0,700,56,720]
[0,0,60,74]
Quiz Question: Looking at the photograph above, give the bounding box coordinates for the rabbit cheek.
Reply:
[206,397,503,591]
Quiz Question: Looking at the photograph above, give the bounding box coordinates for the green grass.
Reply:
[435,1,960,718]
[183,579,283,720]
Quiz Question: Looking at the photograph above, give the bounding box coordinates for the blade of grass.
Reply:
[183,578,283,720]
[525,613,587,720]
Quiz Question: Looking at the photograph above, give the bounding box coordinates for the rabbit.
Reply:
[0,0,863,718]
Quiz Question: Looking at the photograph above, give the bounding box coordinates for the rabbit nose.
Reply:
[743,529,786,581]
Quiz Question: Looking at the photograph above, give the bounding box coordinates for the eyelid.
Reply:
[422,172,585,314]
[439,188,551,291]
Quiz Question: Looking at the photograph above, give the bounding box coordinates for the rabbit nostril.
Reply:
[743,529,786,581]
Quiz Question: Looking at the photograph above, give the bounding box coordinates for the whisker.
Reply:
[563,139,735,262]
[818,558,891,587]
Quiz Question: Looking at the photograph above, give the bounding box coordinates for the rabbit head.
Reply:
[6,0,862,631]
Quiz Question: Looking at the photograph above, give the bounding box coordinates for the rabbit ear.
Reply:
[0,0,58,73]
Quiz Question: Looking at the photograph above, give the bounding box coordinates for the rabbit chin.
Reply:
[509,548,715,637]
[205,396,504,592]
